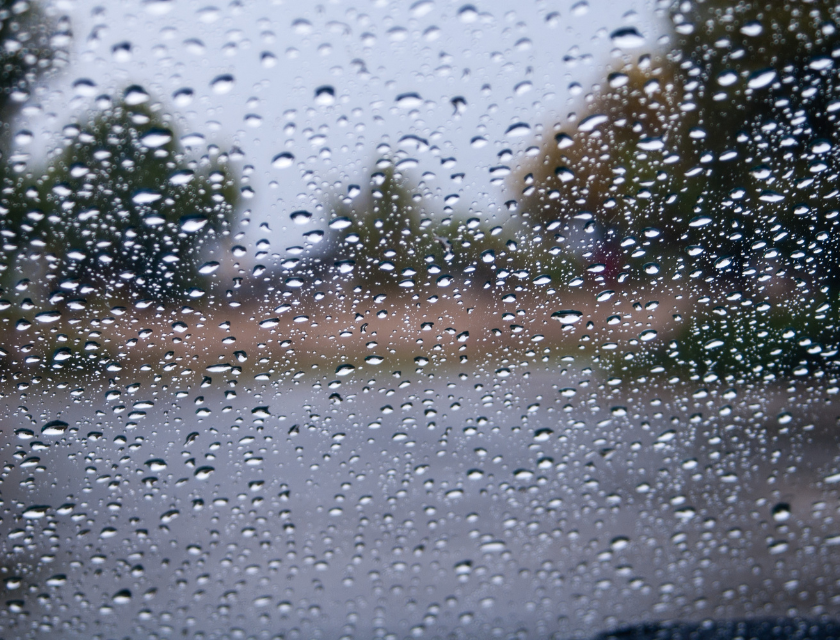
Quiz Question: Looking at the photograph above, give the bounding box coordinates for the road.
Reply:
[1,366,839,639]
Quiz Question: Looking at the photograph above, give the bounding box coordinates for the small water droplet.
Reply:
[552,310,583,325]
[610,27,645,49]
[315,85,336,106]
[210,74,235,94]
[290,210,313,225]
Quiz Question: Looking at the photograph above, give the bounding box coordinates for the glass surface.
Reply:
[1,0,840,638]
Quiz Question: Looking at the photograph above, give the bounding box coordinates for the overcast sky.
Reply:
[32,0,664,249]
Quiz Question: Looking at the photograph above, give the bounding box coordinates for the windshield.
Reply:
[1,0,839,638]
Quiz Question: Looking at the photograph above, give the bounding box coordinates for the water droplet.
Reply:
[290,210,313,225]
[505,123,531,137]
[315,86,336,106]
[272,152,294,168]
[195,466,215,479]
[747,68,776,90]
[336,364,355,376]
[740,21,763,36]
[35,310,61,323]
[772,503,791,522]
[22,505,49,519]
[211,74,235,94]
[643,263,660,275]
[169,169,194,185]
[552,310,582,325]
[180,215,208,233]
[578,114,608,132]
[329,217,352,230]
[42,420,68,436]
[396,92,423,109]
[458,4,478,23]
[717,70,738,86]
[132,189,161,205]
[173,87,193,106]
[610,27,645,49]
[410,0,434,17]
[140,128,172,148]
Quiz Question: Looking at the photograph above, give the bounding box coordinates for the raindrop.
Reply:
[35,310,61,323]
[180,216,208,233]
[336,364,356,376]
[505,123,531,137]
[772,503,791,522]
[42,420,68,436]
[173,88,193,106]
[132,190,162,205]
[740,21,763,36]
[552,310,583,325]
[578,114,608,132]
[210,74,235,94]
[290,210,313,224]
[396,93,423,109]
[195,466,215,479]
[272,152,295,168]
[124,85,150,105]
[610,27,645,49]
[689,215,712,227]
[643,263,660,275]
[329,217,352,230]
[458,5,478,23]
[140,128,172,148]
[315,86,336,106]
[22,505,49,519]
[747,69,777,90]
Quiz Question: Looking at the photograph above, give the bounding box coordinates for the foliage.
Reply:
[509,0,840,380]
[0,0,66,124]
[0,99,239,302]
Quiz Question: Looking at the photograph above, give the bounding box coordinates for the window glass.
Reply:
[1,0,839,638]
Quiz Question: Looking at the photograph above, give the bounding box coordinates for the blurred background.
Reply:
[0,0,840,638]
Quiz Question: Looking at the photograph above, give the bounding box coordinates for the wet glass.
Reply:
[1,0,840,638]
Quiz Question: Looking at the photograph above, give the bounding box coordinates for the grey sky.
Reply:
[31,0,662,249]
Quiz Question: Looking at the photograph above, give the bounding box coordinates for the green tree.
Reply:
[1,97,239,303]
[0,0,65,126]
[510,0,840,381]
[317,161,554,294]
[325,165,446,291]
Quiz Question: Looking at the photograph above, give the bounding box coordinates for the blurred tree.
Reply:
[0,0,67,276]
[4,97,240,302]
[324,165,447,292]
[317,161,559,294]
[510,0,840,381]
[0,0,67,129]
[0,2,238,305]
